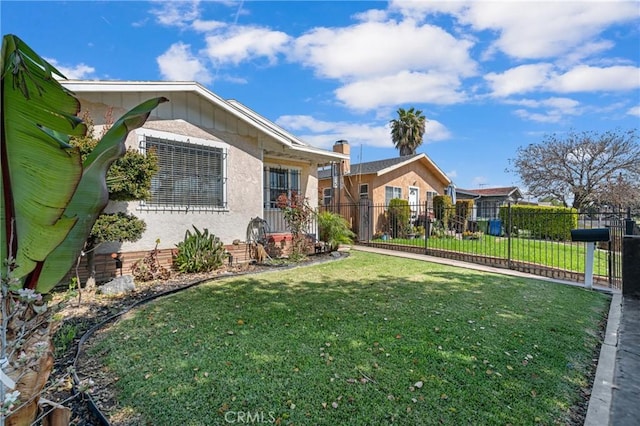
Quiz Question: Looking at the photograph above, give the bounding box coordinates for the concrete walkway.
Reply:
[609,297,640,425]
[351,245,630,425]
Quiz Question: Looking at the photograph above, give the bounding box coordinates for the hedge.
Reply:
[499,204,578,241]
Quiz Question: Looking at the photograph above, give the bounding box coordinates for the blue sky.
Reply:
[2,1,639,195]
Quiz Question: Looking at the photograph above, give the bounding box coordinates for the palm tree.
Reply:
[390,107,427,156]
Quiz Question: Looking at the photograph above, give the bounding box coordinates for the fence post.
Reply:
[424,200,429,254]
[507,203,512,269]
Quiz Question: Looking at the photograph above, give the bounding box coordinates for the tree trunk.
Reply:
[4,296,56,426]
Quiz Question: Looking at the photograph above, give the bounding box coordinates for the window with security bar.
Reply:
[141,136,227,210]
[264,166,300,208]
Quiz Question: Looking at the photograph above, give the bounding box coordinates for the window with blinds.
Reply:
[141,136,227,210]
[263,167,300,208]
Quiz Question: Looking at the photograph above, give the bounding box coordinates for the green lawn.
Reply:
[376,235,610,276]
[91,252,610,425]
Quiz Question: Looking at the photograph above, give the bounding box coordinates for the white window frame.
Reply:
[137,128,229,212]
[359,183,369,199]
[323,188,332,206]
[385,186,402,206]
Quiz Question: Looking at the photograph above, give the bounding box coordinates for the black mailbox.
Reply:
[570,228,610,242]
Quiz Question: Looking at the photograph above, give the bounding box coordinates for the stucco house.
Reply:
[61,80,347,279]
[456,186,524,219]
[318,141,451,237]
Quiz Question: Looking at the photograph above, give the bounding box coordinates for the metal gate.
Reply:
[607,214,625,290]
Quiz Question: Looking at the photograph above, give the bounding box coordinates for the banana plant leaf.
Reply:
[1,34,167,292]
[1,34,86,283]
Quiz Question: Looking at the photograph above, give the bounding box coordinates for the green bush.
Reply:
[174,226,227,273]
[388,198,411,238]
[456,200,474,222]
[499,205,578,241]
[433,195,453,229]
[318,211,356,251]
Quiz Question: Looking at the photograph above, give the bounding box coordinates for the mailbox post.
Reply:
[570,228,610,290]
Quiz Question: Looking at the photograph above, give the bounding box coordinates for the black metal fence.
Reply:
[321,201,639,289]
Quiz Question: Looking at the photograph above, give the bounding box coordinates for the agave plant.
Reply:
[1,34,166,424]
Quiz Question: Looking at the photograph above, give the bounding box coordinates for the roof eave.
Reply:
[376,154,451,185]
[62,80,341,162]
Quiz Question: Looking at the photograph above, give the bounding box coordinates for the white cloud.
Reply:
[486,63,640,98]
[485,64,554,97]
[507,97,579,110]
[507,97,582,123]
[451,2,637,60]
[276,114,451,150]
[446,170,458,179]
[145,0,637,120]
[352,9,389,23]
[550,65,640,93]
[150,0,201,28]
[290,19,477,81]
[391,1,637,65]
[157,42,212,83]
[628,106,640,117]
[204,26,291,65]
[192,19,225,32]
[45,58,95,79]
[388,1,466,20]
[335,71,466,111]
[424,120,452,142]
[556,40,615,67]
[513,109,564,124]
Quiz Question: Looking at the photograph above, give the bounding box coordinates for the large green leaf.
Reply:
[1,34,86,283]
[1,34,167,293]
[37,96,168,293]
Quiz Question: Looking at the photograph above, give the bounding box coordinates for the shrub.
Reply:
[455,200,474,227]
[318,211,355,251]
[499,205,578,241]
[277,192,315,261]
[433,195,453,229]
[388,198,411,238]
[173,226,226,273]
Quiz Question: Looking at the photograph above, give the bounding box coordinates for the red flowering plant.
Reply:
[276,192,315,261]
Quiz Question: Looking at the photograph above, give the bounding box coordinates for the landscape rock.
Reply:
[98,275,135,295]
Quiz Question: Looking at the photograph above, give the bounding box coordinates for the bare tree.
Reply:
[509,129,640,209]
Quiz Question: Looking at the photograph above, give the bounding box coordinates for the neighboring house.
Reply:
[455,186,524,219]
[318,140,451,236]
[61,80,347,278]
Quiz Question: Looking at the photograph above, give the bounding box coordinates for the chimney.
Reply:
[333,140,350,175]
